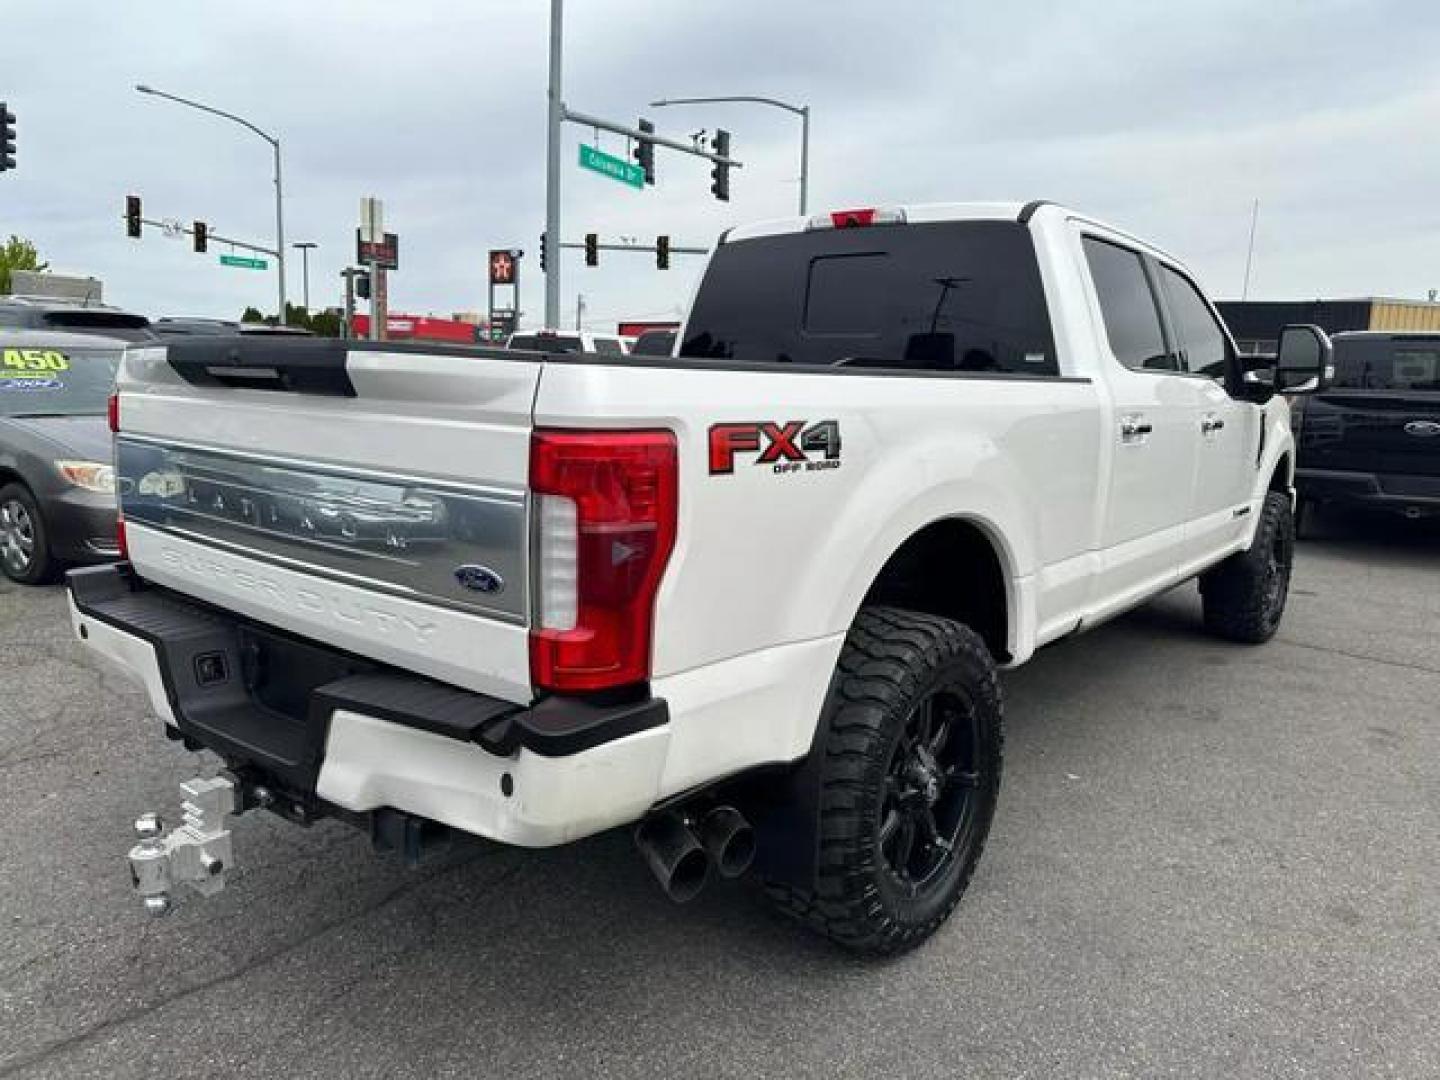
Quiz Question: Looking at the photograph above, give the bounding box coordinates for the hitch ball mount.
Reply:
[127,775,239,917]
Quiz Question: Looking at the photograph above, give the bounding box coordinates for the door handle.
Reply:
[1120,415,1153,443]
[1201,415,1225,435]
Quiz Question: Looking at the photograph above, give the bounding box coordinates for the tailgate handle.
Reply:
[166,338,356,397]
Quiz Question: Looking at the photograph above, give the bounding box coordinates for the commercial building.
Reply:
[1218,297,1440,355]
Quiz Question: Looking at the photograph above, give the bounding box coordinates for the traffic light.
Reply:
[634,118,655,185]
[539,232,548,272]
[584,232,598,267]
[656,234,670,270]
[354,272,371,300]
[710,129,731,202]
[193,221,207,253]
[125,195,142,239]
[0,104,14,173]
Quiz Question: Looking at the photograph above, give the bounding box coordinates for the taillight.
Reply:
[530,429,678,693]
[107,392,120,433]
[116,515,128,560]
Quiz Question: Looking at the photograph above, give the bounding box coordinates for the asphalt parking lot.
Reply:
[1,509,1435,1080]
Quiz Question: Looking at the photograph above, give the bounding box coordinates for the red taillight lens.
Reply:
[529,429,678,693]
[107,393,120,433]
[115,515,128,560]
[831,208,877,228]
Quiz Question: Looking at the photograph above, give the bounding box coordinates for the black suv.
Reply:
[1292,331,1440,531]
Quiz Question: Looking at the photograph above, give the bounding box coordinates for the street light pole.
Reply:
[650,95,810,215]
[135,84,287,318]
[292,242,317,312]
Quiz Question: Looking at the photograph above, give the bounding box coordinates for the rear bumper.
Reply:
[67,563,670,847]
[1297,468,1440,513]
[45,487,119,562]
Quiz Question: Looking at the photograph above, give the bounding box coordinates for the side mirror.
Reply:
[1273,323,1332,394]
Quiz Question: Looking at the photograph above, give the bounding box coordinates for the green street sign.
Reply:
[219,254,268,270]
[578,144,644,189]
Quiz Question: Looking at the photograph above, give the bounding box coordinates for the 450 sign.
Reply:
[708,420,842,475]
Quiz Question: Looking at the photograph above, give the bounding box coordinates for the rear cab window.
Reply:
[681,220,1058,375]
[509,333,583,354]
[40,311,152,343]
[1333,338,1440,391]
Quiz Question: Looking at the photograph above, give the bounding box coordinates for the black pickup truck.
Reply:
[1292,331,1440,532]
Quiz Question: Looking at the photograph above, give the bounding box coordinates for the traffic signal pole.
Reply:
[561,239,708,257]
[651,95,809,214]
[543,0,565,329]
[131,212,277,259]
[542,0,740,330]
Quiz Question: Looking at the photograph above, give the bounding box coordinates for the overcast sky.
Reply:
[7,0,1440,330]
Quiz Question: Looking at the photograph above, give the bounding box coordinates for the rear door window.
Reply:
[1082,237,1173,373]
[681,220,1058,374]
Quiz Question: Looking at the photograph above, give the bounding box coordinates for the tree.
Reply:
[307,308,342,337]
[237,303,343,337]
[0,235,48,294]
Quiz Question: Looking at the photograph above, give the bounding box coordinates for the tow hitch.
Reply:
[127,775,239,917]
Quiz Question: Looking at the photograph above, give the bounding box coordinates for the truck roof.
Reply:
[722,200,1184,267]
[724,201,1030,243]
[1332,330,1440,340]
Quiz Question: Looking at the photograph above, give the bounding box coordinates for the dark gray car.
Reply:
[0,330,123,584]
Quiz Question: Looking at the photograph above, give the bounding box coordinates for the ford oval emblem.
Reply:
[1403,420,1440,437]
[454,564,504,594]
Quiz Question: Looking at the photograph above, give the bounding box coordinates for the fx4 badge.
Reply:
[709,420,842,475]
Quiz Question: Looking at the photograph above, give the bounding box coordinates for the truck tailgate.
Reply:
[1302,389,1440,481]
[114,339,539,704]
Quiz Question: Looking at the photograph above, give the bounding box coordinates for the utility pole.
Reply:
[544,0,564,329]
[1242,199,1260,301]
[340,268,360,340]
[575,293,585,330]
[293,242,317,312]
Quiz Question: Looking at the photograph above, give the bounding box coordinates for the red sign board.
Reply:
[351,312,480,344]
[356,230,400,270]
[489,249,516,285]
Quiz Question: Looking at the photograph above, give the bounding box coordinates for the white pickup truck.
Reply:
[70,201,1330,954]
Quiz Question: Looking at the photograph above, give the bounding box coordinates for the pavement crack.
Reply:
[0,854,524,1078]
[1278,636,1440,678]
[0,748,67,774]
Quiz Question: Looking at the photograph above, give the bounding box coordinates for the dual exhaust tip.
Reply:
[635,805,755,903]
